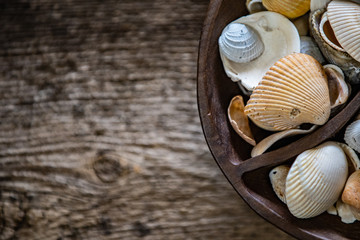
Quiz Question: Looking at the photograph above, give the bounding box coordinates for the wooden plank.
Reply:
[0,0,293,239]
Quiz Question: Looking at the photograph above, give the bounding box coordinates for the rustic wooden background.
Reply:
[0,0,294,239]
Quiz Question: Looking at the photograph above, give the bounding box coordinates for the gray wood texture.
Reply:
[0,0,293,239]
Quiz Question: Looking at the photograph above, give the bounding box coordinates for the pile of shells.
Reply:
[219,0,360,223]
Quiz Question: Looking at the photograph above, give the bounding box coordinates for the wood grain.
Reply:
[0,0,293,239]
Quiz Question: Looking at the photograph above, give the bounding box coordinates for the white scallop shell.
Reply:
[344,120,360,153]
[219,23,264,63]
[327,0,360,62]
[244,53,330,131]
[285,141,348,218]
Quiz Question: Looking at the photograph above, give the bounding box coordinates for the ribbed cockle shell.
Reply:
[286,141,348,218]
[327,0,360,62]
[244,53,331,131]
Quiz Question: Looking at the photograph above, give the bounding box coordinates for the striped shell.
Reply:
[263,0,310,19]
[310,8,360,84]
[244,53,331,131]
[327,0,360,62]
[344,120,360,153]
[218,23,264,63]
[286,141,348,218]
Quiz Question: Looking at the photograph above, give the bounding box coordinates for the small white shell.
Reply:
[327,0,360,62]
[336,200,357,224]
[300,36,325,64]
[269,165,290,203]
[285,141,348,218]
[219,23,264,63]
[344,120,360,153]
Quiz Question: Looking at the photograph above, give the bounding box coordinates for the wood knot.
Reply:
[93,152,126,183]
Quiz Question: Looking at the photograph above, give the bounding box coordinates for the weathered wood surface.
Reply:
[0,0,293,239]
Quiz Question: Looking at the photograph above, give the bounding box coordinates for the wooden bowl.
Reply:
[197,0,360,239]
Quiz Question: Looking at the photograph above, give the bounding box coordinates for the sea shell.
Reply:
[262,0,310,19]
[300,36,325,64]
[336,199,357,223]
[319,12,345,52]
[323,64,349,109]
[244,53,330,131]
[336,142,360,174]
[228,95,256,146]
[327,0,360,62]
[344,120,360,153]
[219,23,264,63]
[269,165,289,203]
[342,170,360,211]
[251,125,317,157]
[310,9,360,84]
[246,0,266,13]
[285,141,348,218]
[219,11,300,94]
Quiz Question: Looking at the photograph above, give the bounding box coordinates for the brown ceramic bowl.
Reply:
[197,0,360,239]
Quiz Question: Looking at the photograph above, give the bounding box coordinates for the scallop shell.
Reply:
[263,0,310,19]
[286,141,348,218]
[327,0,360,62]
[344,120,360,153]
[300,36,325,64]
[219,23,264,63]
[310,8,360,84]
[244,53,330,131]
[219,11,300,94]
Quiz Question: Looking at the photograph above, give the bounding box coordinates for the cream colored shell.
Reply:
[244,53,330,131]
[219,11,300,93]
[327,0,360,62]
[263,0,310,19]
[344,120,360,153]
[269,165,289,203]
[285,141,348,218]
